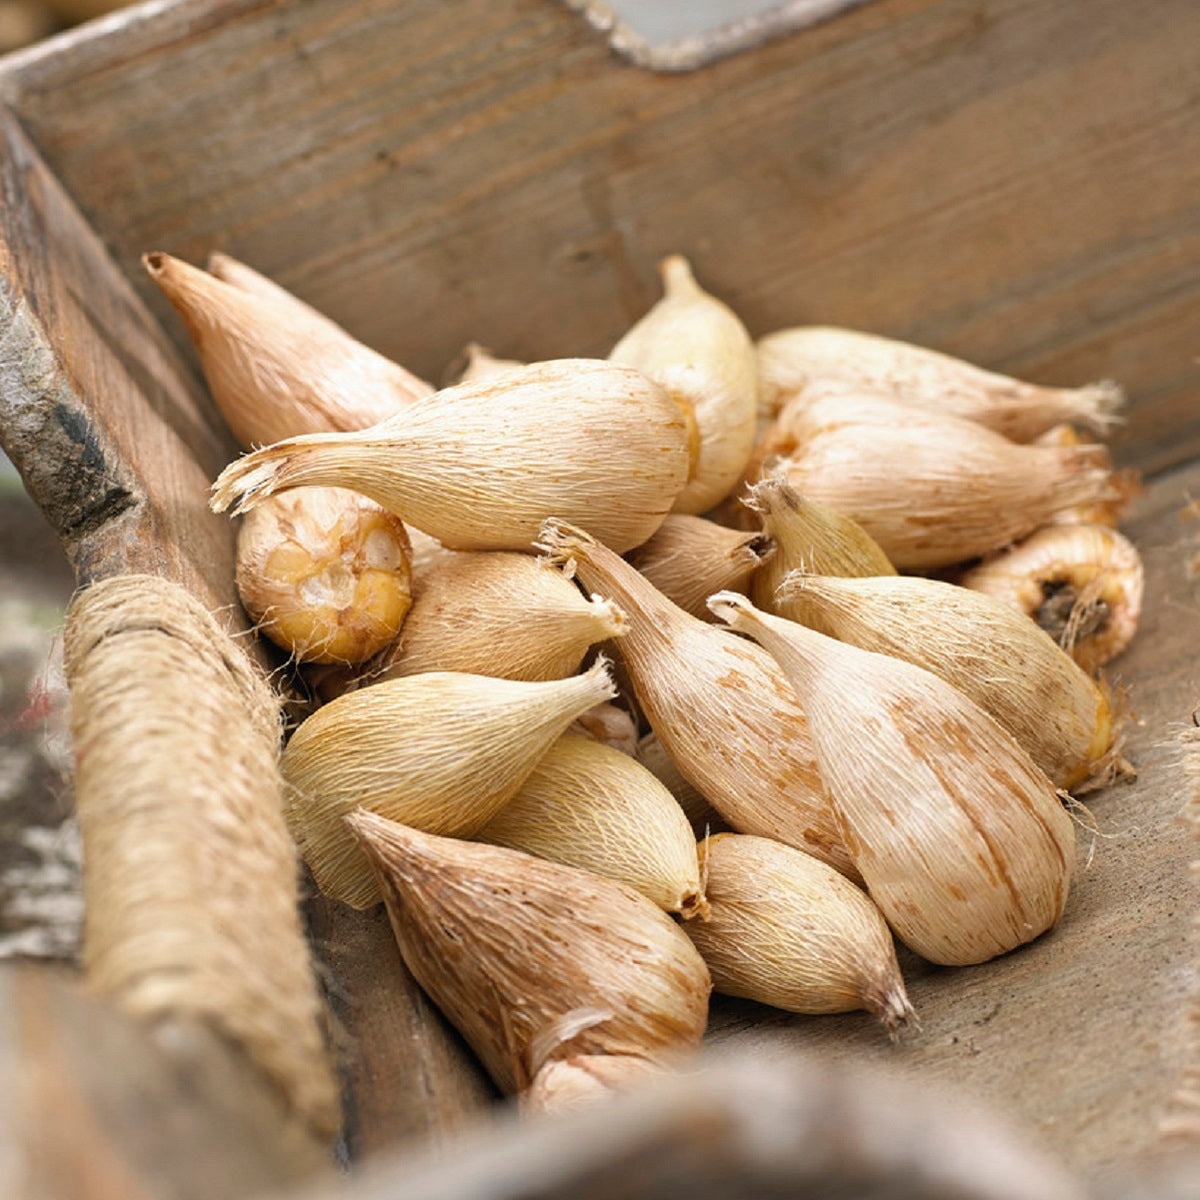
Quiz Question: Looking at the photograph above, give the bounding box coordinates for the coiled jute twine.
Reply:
[63,574,340,1141]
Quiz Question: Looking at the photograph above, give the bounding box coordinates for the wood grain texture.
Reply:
[0,108,242,623]
[0,962,334,1200]
[706,454,1200,1182]
[308,899,497,1160]
[284,1048,1085,1200]
[1,0,1198,472]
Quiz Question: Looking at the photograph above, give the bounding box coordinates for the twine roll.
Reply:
[63,574,340,1140]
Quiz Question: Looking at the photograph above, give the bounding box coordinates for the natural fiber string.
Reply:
[63,574,340,1140]
[1161,720,1200,1144]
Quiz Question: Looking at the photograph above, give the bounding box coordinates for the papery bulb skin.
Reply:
[754,388,1116,570]
[475,733,706,918]
[349,813,711,1093]
[686,833,914,1035]
[709,592,1075,968]
[376,551,625,683]
[538,520,852,879]
[145,251,431,446]
[611,256,758,514]
[756,325,1123,440]
[627,514,774,622]
[773,571,1115,790]
[745,475,895,629]
[282,661,616,908]
[211,359,692,554]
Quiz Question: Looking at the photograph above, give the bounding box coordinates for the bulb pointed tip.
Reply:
[657,253,699,296]
[706,590,751,621]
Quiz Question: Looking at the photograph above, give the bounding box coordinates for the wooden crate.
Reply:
[2,1,1199,1196]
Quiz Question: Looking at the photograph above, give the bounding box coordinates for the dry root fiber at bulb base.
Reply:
[960,524,1144,674]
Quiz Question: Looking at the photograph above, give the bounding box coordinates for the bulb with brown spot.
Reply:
[773,571,1115,790]
[708,592,1075,967]
[537,520,851,879]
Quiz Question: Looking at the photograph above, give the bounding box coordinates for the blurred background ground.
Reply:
[0,1,775,961]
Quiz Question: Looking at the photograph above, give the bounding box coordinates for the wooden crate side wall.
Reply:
[1,0,1199,473]
[0,108,242,618]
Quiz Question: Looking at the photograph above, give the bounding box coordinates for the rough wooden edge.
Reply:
[0,266,144,567]
[0,107,143,573]
[307,901,497,1160]
[0,105,243,621]
[0,0,872,91]
[286,1048,1086,1200]
[2,963,334,1200]
[0,0,261,95]
[1161,716,1200,1145]
[561,0,874,71]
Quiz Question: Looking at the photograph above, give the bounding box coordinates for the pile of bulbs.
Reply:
[146,248,1144,1114]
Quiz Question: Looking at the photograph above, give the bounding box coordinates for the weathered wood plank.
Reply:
[0,962,334,1200]
[308,899,497,1160]
[1,0,1198,472]
[284,1048,1086,1200]
[0,107,239,619]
